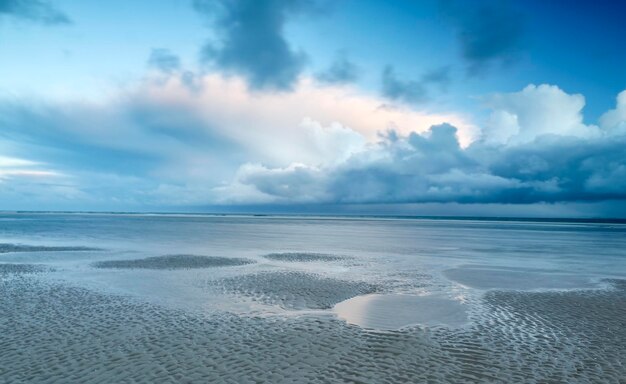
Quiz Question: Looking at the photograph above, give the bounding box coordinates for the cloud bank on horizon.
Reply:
[1,0,625,216]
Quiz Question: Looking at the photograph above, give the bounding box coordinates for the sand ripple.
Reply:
[212,271,379,309]
[1,277,624,383]
[264,252,346,262]
[93,254,255,270]
[0,243,98,253]
[0,263,49,275]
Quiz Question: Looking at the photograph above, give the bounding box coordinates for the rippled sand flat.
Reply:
[264,252,346,262]
[210,271,380,309]
[0,243,98,253]
[0,263,49,275]
[2,214,626,383]
[2,275,624,383]
[93,254,254,270]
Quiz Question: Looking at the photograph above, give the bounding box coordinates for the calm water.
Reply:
[1,212,624,313]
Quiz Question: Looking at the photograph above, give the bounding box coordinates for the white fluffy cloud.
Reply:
[482,84,600,145]
[600,90,626,134]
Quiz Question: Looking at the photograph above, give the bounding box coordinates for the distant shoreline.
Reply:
[2,211,625,224]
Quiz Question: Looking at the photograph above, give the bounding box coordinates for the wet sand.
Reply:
[0,263,50,275]
[0,243,98,253]
[2,215,626,383]
[93,254,254,270]
[210,271,379,309]
[264,252,347,262]
[2,273,624,383]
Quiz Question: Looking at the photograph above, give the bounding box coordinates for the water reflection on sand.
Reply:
[334,294,469,330]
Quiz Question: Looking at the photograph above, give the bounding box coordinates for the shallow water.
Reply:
[334,294,469,330]
[1,213,625,383]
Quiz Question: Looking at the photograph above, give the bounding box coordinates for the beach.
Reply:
[1,213,625,383]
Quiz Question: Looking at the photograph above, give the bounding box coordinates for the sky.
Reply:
[1,0,626,217]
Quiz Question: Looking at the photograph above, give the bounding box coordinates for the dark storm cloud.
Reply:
[440,0,524,73]
[0,0,70,25]
[235,124,626,205]
[194,0,320,90]
[478,135,626,202]
[147,49,181,73]
[316,54,359,85]
[381,66,450,104]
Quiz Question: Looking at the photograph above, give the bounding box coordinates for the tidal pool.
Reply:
[334,294,468,330]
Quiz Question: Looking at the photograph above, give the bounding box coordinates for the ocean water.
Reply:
[1,213,625,383]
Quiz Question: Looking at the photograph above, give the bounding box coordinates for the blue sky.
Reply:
[1,0,626,216]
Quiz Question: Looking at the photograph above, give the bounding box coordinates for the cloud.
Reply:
[381,66,427,104]
[131,73,475,159]
[381,66,451,105]
[234,163,327,202]
[225,123,502,204]
[226,85,626,205]
[298,118,366,164]
[600,90,626,134]
[0,155,37,168]
[482,84,600,145]
[479,134,626,202]
[440,0,524,73]
[0,154,77,209]
[0,71,472,208]
[0,0,71,25]
[228,126,626,205]
[193,0,319,90]
[147,49,181,73]
[2,71,624,210]
[316,54,359,84]
[0,155,61,181]
[0,86,245,193]
[421,66,451,90]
